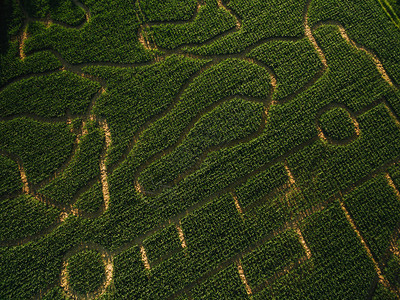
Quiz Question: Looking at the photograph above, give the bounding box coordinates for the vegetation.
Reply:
[67,249,105,294]
[319,107,356,141]
[1,0,400,298]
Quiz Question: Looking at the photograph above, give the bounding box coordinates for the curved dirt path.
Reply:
[60,243,113,300]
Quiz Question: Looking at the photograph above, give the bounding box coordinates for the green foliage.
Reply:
[0,194,59,242]
[85,55,208,166]
[0,118,75,184]
[242,230,305,289]
[0,42,62,87]
[128,58,270,176]
[0,155,21,196]
[21,0,86,26]
[148,0,236,49]
[139,0,197,22]
[67,249,105,294]
[234,162,288,208]
[384,254,400,290]
[39,121,104,204]
[373,282,398,300]
[73,181,104,213]
[139,98,263,191]
[143,224,181,263]
[24,0,156,64]
[343,175,400,260]
[191,263,248,299]
[0,71,100,118]
[248,37,322,101]
[319,107,355,141]
[42,287,67,300]
[184,0,307,55]
[308,0,400,85]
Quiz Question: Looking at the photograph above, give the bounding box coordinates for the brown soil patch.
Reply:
[237,260,252,295]
[59,212,69,222]
[284,163,296,185]
[231,192,243,215]
[338,26,394,87]
[140,245,151,270]
[99,120,111,210]
[18,163,30,194]
[19,30,27,60]
[135,180,144,194]
[317,126,328,141]
[176,223,187,248]
[295,226,312,259]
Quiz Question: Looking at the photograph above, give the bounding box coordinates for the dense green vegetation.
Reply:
[0,71,100,118]
[67,249,105,294]
[0,194,59,242]
[248,37,322,101]
[0,155,21,196]
[1,0,400,298]
[318,107,356,141]
[39,121,104,205]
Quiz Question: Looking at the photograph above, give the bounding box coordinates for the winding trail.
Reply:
[2,0,400,298]
[337,25,394,87]
[60,242,113,300]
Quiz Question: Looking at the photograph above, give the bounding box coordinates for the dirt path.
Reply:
[18,162,30,194]
[236,260,252,295]
[176,223,187,249]
[60,244,114,299]
[217,0,241,29]
[337,26,394,87]
[294,225,312,260]
[140,245,151,270]
[19,30,27,60]
[338,199,388,287]
[99,119,112,210]
[304,6,327,69]
[230,191,244,215]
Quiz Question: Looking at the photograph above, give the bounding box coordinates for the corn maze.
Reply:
[1,0,400,298]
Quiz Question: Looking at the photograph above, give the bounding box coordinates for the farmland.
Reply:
[1,0,400,298]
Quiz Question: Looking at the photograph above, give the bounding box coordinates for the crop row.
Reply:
[184,0,307,55]
[92,24,400,253]
[24,0,155,64]
[318,107,355,141]
[121,57,270,175]
[343,175,400,260]
[234,162,288,208]
[21,0,85,26]
[148,0,236,49]
[73,181,103,213]
[139,0,197,22]
[247,37,322,101]
[84,55,207,166]
[256,202,377,298]
[0,117,75,184]
[39,121,104,205]
[138,97,263,192]
[288,103,400,212]
[0,155,21,196]
[308,0,400,85]
[0,70,100,118]
[0,194,59,243]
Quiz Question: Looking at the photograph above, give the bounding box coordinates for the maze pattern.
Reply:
[1,0,400,298]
